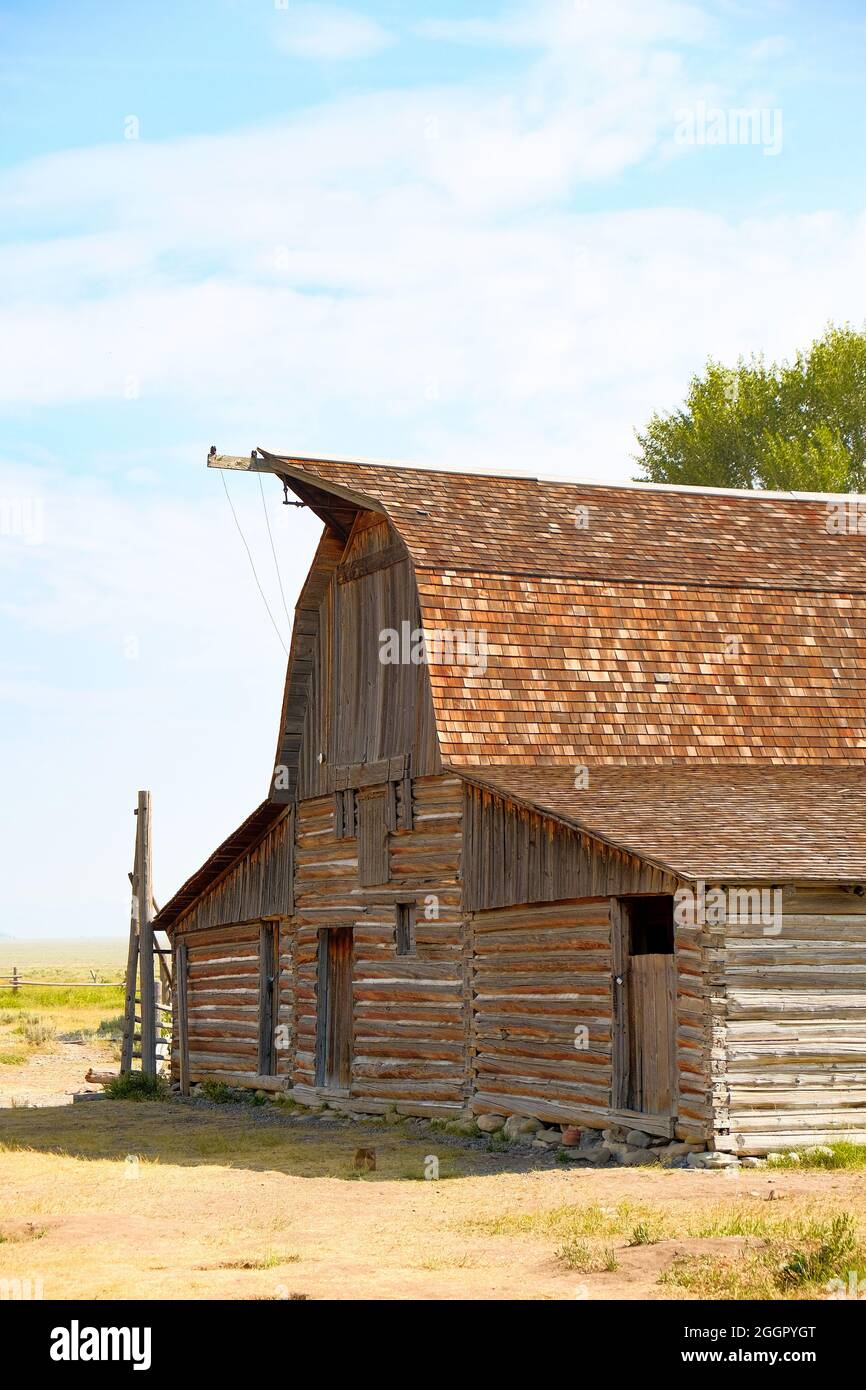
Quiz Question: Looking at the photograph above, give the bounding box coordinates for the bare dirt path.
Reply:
[1,1101,863,1301]
[0,1042,112,1109]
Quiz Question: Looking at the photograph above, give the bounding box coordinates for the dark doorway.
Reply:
[614,896,677,1119]
[315,927,353,1091]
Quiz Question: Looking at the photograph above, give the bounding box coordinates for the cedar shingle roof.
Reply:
[460,765,866,882]
[266,453,866,770]
[417,572,866,765]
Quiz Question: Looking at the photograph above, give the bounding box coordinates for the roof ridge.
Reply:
[261,449,866,504]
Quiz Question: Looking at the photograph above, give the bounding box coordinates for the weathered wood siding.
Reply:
[713,886,866,1153]
[170,816,295,1084]
[293,774,467,1114]
[179,923,261,1080]
[276,921,295,1079]
[469,897,615,1125]
[172,812,293,934]
[295,516,440,801]
[463,785,676,912]
[674,915,716,1143]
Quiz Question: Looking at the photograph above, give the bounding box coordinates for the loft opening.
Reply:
[625,895,674,955]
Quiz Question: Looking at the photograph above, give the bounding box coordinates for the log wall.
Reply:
[293,773,467,1114]
[713,886,866,1153]
[177,923,261,1081]
[469,897,615,1125]
[674,915,717,1143]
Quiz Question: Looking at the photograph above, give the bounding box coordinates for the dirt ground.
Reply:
[0,1042,112,1109]
[2,1098,865,1301]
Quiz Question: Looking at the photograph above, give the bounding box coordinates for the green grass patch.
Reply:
[557,1238,619,1272]
[103,1072,170,1102]
[467,1197,857,1248]
[0,1052,25,1066]
[0,985,125,1012]
[661,1211,866,1300]
[629,1220,660,1246]
[198,1080,242,1104]
[766,1142,866,1171]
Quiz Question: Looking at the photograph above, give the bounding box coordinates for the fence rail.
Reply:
[0,969,127,991]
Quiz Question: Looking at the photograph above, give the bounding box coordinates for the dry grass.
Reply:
[0,941,127,1083]
[2,1101,866,1301]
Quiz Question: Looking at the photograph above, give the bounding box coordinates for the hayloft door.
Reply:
[315,927,353,1091]
[613,897,677,1121]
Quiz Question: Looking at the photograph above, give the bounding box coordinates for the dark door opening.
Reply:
[614,896,677,1119]
[315,926,353,1091]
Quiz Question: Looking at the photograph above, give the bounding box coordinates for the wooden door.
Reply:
[613,897,677,1120]
[258,922,279,1075]
[315,927,353,1091]
[627,953,676,1115]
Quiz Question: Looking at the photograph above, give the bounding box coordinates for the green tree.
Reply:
[634,324,866,492]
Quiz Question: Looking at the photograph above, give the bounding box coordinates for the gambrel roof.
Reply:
[257,450,866,769]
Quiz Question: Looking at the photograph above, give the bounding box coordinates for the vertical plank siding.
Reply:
[627,955,676,1117]
[462,784,675,911]
[172,811,293,934]
[295,518,440,802]
[714,887,866,1153]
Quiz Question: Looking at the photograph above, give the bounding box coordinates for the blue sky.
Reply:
[1,0,865,936]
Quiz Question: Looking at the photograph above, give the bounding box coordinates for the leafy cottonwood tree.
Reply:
[634,325,866,492]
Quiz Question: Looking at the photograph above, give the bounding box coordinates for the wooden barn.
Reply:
[154,452,866,1155]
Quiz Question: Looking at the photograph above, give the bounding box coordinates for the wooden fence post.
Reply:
[120,837,140,1075]
[176,942,190,1096]
[137,790,157,1078]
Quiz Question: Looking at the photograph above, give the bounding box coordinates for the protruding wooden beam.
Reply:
[207,451,276,473]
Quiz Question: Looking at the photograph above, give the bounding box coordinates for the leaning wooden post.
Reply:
[120,840,140,1074]
[137,790,157,1077]
[11,965,19,995]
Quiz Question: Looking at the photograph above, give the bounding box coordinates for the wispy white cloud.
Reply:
[417,0,712,50]
[271,4,394,62]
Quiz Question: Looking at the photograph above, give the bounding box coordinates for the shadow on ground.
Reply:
[0,1098,564,1182]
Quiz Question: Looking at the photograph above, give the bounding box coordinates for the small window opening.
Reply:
[396,902,416,957]
[627,895,674,955]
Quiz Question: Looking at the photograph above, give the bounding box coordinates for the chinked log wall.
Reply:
[171,812,295,1085]
[470,898,615,1126]
[293,773,467,1115]
[713,886,866,1154]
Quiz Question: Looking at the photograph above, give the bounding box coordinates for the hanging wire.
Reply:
[258,471,293,631]
[220,472,289,657]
